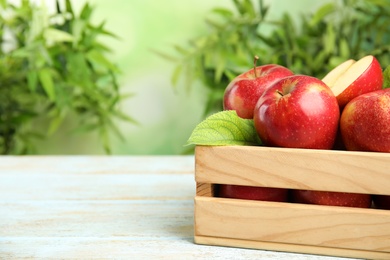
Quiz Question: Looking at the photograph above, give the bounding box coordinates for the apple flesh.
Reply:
[218,184,288,202]
[340,89,390,152]
[292,190,372,208]
[253,75,340,149]
[322,55,383,109]
[373,195,390,210]
[224,63,294,119]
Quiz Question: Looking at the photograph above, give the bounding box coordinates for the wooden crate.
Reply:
[194,145,390,259]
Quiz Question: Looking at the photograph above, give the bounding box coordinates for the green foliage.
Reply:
[187,110,261,146]
[165,0,390,115]
[383,65,390,89]
[0,0,135,154]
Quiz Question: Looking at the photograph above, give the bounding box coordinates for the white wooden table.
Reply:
[0,156,355,259]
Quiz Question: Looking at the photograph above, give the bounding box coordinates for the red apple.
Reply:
[373,195,390,210]
[221,58,293,202]
[223,57,294,119]
[322,55,383,109]
[218,184,288,202]
[340,88,390,152]
[253,75,340,149]
[292,190,372,208]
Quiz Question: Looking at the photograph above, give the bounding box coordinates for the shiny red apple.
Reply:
[340,89,390,152]
[218,184,288,202]
[223,57,294,119]
[253,75,340,149]
[322,55,383,109]
[292,190,372,208]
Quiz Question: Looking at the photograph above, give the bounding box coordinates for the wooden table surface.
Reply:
[0,156,355,259]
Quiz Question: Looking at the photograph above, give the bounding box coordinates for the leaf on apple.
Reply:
[187,110,262,146]
[383,65,390,89]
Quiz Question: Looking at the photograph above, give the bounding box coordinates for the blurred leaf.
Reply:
[65,0,74,16]
[171,65,183,87]
[27,71,38,92]
[310,3,335,26]
[383,65,390,89]
[38,68,56,101]
[44,28,74,43]
[339,38,350,58]
[111,110,139,125]
[86,49,119,72]
[212,7,234,18]
[214,57,226,83]
[67,52,91,86]
[0,0,132,154]
[71,19,85,46]
[48,111,65,135]
[79,2,93,20]
[323,23,335,55]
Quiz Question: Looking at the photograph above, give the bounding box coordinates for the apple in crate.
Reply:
[220,59,293,202]
[253,75,371,207]
[340,88,390,152]
[223,58,294,119]
[253,75,340,149]
[340,89,390,208]
[322,55,383,109]
[292,190,372,208]
[218,184,288,202]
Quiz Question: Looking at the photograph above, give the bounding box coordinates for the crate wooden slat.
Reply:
[195,145,390,195]
[194,145,390,259]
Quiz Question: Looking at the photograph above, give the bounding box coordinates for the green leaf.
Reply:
[44,28,74,43]
[79,2,93,20]
[86,49,119,72]
[71,19,85,46]
[27,71,38,92]
[171,64,182,86]
[214,57,226,83]
[310,3,336,26]
[211,7,234,18]
[323,23,335,55]
[111,110,139,125]
[38,68,56,101]
[48,111,65,135]
[67,52,92,86]
[187,110,261,146]
[65,0,75,16]
[339,38,350,58]
[383,65,390,89]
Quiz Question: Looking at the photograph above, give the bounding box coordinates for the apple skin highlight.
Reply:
[253,75,340,150]
[341,89,390,152]
[223,64,294,119]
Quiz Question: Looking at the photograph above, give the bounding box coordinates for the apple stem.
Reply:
[253,55,259,78]
[276,90,283,96]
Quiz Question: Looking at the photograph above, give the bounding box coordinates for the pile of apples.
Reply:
[220,55,390,210]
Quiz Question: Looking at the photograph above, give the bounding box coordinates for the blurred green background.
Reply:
[34,0,325,155]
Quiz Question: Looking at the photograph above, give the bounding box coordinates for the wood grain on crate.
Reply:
[195,145,390,195]
[194,235,390,260]
[195,197,390,251]
[194,145,390,259]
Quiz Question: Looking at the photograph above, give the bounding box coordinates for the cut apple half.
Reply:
[322,55,383,109]
[322,59,356,92]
